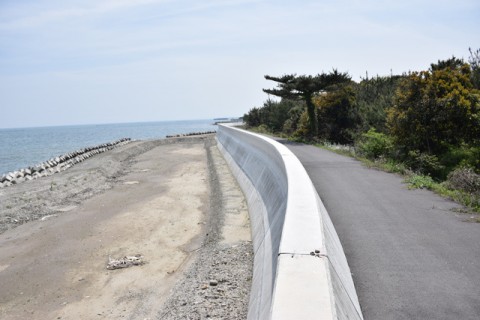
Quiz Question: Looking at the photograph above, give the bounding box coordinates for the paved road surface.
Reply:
[280,141,480,320]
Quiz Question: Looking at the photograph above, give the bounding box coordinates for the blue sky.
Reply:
[0,0,479,128]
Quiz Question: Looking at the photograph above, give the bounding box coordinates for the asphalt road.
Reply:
[280,141,480,320]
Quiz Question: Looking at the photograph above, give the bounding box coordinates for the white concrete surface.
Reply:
[271,255,333,320]
[217,124,363,320]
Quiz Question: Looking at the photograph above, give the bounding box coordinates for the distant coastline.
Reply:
[213,117,243,125]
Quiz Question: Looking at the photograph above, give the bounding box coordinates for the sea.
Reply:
[0,119,218,176]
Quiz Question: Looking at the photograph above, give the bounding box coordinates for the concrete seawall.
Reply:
[217,125,363,320]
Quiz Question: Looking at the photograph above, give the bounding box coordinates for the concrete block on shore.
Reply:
[2,137,132,189]
[1,181,12,188]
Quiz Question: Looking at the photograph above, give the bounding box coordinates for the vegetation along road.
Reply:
[280,140,480,320]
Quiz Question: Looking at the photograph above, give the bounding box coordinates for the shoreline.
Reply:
[0,120,217,176]
[0,135,252,319]
[0,131,217,184]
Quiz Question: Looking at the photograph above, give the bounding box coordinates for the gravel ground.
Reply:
[158,242,252,320]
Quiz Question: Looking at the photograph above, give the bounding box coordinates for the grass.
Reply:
[314,142,355,157]
[405,174,480,213]
[404,174,436,189]
[316,142,408,175]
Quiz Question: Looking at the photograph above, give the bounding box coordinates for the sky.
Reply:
[0,0,479,128]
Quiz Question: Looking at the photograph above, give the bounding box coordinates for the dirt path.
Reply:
[0,137,219,319]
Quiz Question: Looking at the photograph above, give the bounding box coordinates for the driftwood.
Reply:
[107,254,144,270]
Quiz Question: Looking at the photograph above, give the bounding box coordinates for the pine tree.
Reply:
[263,71,351,138]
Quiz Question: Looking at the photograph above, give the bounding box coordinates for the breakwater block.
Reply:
[166,130,216,138]
[0,138,132,188]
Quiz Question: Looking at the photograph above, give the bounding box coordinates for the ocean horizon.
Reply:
[0,119,218,175]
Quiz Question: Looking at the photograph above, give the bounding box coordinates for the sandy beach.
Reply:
[0,135,252,319]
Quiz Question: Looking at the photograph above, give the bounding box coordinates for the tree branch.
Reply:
[264,74,296,84]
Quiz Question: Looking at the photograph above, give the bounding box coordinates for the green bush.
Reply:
[356,128,393,159]
[243,99,298,133]
[282,104,305,135]
[405,174,435,189]
[315,84,360,144]
[406,150,444,177]
[440,145,480,173]
[292,110,311,140]
[375,158,408,174]
[387,58,480,156]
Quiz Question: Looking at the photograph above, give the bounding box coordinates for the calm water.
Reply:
[0,120,217,175]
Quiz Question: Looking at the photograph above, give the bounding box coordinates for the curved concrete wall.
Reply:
[217,124,363,320]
